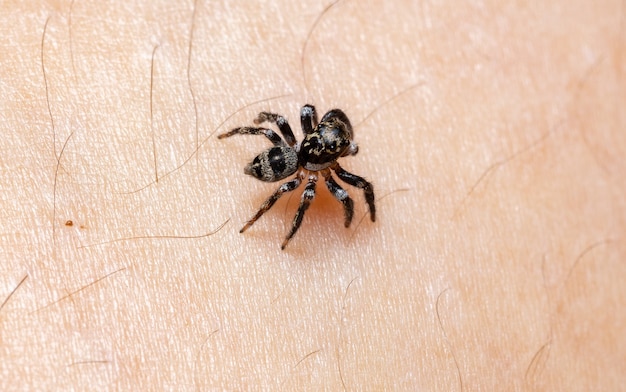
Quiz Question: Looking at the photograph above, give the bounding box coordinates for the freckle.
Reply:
[65,220,74,226]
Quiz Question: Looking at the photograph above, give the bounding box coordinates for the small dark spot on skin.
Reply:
[65,220,73,226]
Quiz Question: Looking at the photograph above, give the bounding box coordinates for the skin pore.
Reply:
[1,0,625,390]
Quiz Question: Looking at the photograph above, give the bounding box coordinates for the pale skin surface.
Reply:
[0,0,625,390]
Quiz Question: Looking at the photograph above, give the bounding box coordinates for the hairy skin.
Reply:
[1,0,625,390]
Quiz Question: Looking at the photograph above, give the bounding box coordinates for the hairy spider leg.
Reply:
[217,127,286,146]
[333,163,376,222]
[253,112,296,147]
[322,169,354,227]
[282,176,317,250]
[241,177,302,233]
[300,104,319,135]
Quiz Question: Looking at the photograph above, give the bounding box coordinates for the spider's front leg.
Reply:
[281,175,317,250]
[217,127,285,146]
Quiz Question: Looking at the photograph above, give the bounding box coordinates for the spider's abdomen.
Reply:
[300,122,351,169]
[245,146,298,182]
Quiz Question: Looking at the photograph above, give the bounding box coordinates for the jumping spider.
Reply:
[218,104,375,249]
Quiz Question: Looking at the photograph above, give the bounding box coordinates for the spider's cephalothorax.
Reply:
[218,104,375,249]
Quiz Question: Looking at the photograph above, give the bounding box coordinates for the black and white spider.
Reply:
[218,104,375,249]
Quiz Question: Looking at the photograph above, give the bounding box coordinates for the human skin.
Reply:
[1,0,625,390]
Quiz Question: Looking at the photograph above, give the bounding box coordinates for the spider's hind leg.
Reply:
[333,163,375,222]
[323,170,354,228]
[281,175,317,250]
[241,176,302,233]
